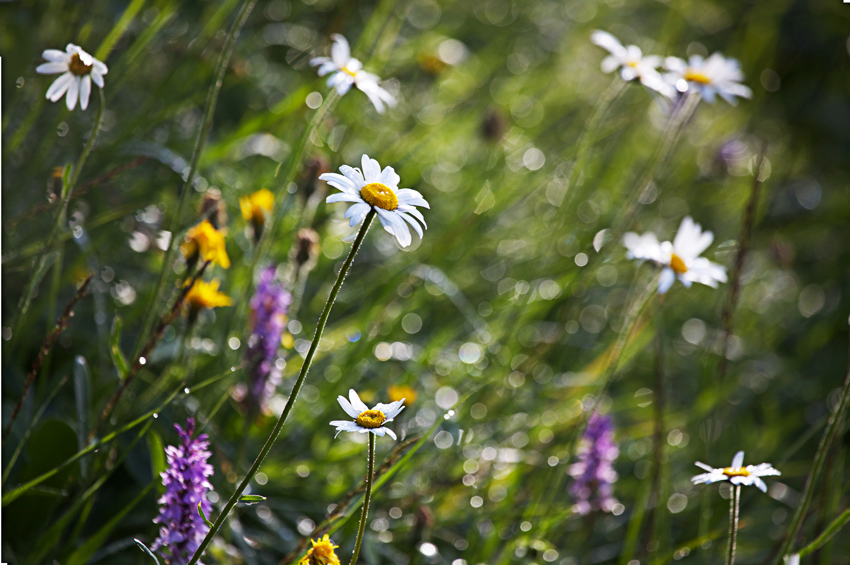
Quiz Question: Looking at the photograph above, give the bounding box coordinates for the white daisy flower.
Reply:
[664,53,752,105]
[591,31,675,99]
[691,451,780,493]
[321,154,429,248]
[36,44,108,111]
[330,389,406,440]
[310,34,397,114]
[623,216,728,294]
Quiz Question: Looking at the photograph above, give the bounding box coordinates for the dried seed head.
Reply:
[200,188,227,229]
[295,228,320,267]
[300,156,330,199]
[480,108,506,142]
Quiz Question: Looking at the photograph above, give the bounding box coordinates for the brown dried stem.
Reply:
[89,260,211,441]
[4,274,93,440]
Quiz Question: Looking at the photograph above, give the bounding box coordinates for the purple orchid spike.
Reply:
[568,412,620,515]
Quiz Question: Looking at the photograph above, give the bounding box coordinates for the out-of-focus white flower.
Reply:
[321,154,429,248]
[591,31,675,99]
[691,451,780,493]
[664,53,752,104]
[36,44,108,111]
[623,216,727,294]
[310,34,397,113]
[330,389,405,440]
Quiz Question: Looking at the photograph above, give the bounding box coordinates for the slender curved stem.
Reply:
[132,0,257,360]
[727,485,741,565]
[186,211,376,565]
[776,337,850,563]
[350,432,376,565]
[6,89,105,355]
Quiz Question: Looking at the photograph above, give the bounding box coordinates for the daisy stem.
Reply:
[350,432,377,565]
[5,88,104,359]
[726,484,741,565]
[131,0,257,361]
[185,210,376,565]
[776,340,850,564]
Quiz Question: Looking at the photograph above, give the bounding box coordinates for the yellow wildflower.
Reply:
[185,279,233,312]
[298,535,340,565]
[181,220,230,269]
[388,384,417,406]
[240,188,274,227]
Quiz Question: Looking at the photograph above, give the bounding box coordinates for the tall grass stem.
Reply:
[186,211,376,565]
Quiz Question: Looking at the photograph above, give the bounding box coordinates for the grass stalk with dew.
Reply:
[131,0,257,361]
[5,88,104,358]
[726,484,742,565]
[185,211,375,565]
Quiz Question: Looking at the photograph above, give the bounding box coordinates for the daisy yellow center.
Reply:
[627,60,639,68]
[308,541,338,565]
[360,182,398,211]
[684,69,712,84]
[342,66,358,78]
[722,467,750,478]
[669,253,688,274]
[356,409,386,429]
[68,53,93,76]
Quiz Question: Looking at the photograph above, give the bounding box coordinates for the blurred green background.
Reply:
[2,0,850,564]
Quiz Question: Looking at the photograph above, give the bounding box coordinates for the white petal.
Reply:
[731,451,745,469]
[384,428,397,440]
[600,55,621,74]
[45,72,73,101]
[310,56,331,68]
[330,34,351,68]
[79,75,91,110]
[398,205,427,228]
[397,189,430,208]
[361,155,382,182]
[753,477,768,492]
[66,76,80,110]
[379,166,401,189]
[658,268,676,294]
[320,172,358,193]
[326,192,362,204]
[344,202,371,227]
[91,70,105,88]
[673,216,713,259]
[371,428,386,437]
[42,49,70,63]
[337,395,359,418]
[349,389,368,413]
[590,30,626,57]
[377,208,411,247]
[694,462,714,472]
[92,59,108,75]
[36,62,68,75]
[340,165,365,186]
[396,211,424,239]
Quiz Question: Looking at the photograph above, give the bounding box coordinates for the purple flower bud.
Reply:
[151,418,214,565]
[568,412,619,515]
[245,266,291,411]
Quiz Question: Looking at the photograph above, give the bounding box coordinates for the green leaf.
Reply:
[110,316,130,380]
[198,501,213,527]
[134,539,161,565]
[147,431,167,494]
[238,494,267,504]
[64,482,155,565]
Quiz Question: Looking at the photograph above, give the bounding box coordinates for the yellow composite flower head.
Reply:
[388,384,417,406]
[181,220,230,269]
[185,279,233,312]
[298,535,340,565]
[240,188,274,226]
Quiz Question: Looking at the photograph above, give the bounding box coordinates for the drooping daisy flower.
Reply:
[330,389,405,440]
[36,44,108,111]
[181,220,230,270]
[568,412,619,515]
[151,419,214,565]
[240,188,274,241]
[664,53,752,105]
[321,155,429,248]
[623,216,727,294]
[310,34,397,114]
[591,31,675,99]
[691,451,780,493]
[298,535,341,565]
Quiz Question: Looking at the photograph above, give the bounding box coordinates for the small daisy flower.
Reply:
[321,154,429,248]
[181,220,230,270]
[664,53,752,105]
[330,389,405,440]
[36,44,108,111]
[310,34,397,114]
[591,31,675,99]
[691,450,780,493]
[298,535,341,565]
[623,216,727,294]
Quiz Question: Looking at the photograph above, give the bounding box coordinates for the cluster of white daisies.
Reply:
[591,30,752,104]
